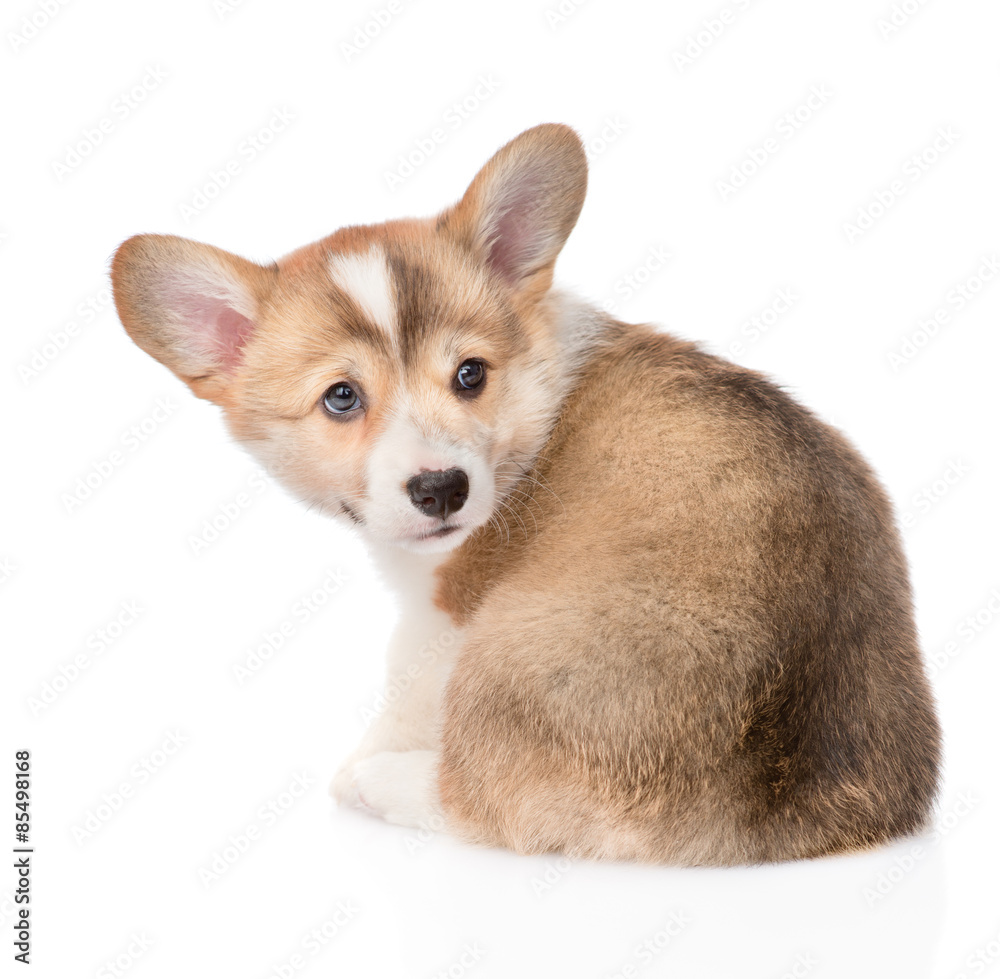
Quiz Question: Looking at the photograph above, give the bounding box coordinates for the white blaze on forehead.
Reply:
[328,247,397,336]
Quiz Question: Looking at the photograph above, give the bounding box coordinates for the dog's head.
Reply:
[111,124,588,552]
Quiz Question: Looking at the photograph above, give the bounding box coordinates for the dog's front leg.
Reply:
[330,553,460,819]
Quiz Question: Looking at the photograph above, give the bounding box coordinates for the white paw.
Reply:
[330,759,361,807]
[332,750,441,829]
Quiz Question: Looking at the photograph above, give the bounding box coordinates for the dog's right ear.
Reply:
[110,234,277,403]
[438,123,588,302]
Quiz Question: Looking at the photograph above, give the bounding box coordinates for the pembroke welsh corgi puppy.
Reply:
[111,124,941,865]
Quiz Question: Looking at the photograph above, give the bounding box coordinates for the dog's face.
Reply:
[111,125,588,552]
[215,228,562,554]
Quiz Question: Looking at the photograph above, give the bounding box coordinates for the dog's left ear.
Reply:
[110,234,277,404]
[439,123,587,299]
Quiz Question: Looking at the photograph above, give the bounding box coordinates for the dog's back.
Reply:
[437,320,940,865]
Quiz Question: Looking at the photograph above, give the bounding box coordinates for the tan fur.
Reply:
[111,124,940,866]
[436,326,940,864]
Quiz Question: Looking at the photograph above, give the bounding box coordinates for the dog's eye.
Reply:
[322,382,362,416]
[455,359,486,395]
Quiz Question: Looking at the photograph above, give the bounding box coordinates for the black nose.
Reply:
[406,468,469,519]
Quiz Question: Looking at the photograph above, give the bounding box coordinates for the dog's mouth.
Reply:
[413,525,461,542]
[385,521,470,553]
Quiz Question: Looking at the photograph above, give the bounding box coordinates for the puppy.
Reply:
[111,123,940,865]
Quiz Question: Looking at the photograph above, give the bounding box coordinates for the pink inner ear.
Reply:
[168,281,256,376]
[212,305,255,372]
[484,177,548,284]
[488,206,536,284]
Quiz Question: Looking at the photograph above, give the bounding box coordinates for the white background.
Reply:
[3,0,999,976]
